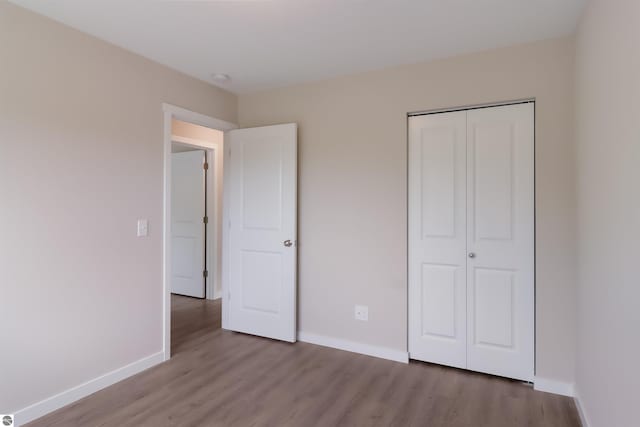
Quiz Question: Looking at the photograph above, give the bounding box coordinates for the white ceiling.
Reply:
[11,0,586,93]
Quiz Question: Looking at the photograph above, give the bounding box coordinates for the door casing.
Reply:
[162,103,237,361]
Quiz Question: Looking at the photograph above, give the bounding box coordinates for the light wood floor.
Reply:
[27,295,581,427]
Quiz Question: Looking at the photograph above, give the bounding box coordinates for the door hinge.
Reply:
[203,216,209,224]
[203,162,209,170]
[203,270,208,278]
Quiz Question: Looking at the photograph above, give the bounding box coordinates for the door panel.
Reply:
[241,250,282,314]
[171,150,206,298]
[466,103,534,381]
[241,141,282,229]
[409,111,467,369]
[473,268,515,348]
[227,124,297,342]
[473,123,514,240]
[420,126,457,237]
[420,263,459,338]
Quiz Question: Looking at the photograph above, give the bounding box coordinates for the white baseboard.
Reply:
[298,331,409,364]
[533,376,574,397]
[573,388,591,427]
[14,351,165,426]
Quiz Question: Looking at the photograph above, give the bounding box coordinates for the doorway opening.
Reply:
[162,103,237,359]
[163,104,298,360]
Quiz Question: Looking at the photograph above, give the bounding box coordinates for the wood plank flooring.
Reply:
[27,295,581,427]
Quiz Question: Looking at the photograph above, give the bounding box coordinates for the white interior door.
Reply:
[408,103,534,382]
[466,103,534,381]
[408,110,468,368]
[226,123,297,342]
[171,150,206,298]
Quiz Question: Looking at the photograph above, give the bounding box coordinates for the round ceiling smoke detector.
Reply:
[211,73,231,83]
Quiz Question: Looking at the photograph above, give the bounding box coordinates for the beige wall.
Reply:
[172,119,225,145]
[574,0,640,425]
[239,37,577,383]
[171,120,226,299]
[0,2,236,413]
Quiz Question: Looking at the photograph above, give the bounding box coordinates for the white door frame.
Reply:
[162,103,237,360]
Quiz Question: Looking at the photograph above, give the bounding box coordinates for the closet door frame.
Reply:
[407,99,536,381]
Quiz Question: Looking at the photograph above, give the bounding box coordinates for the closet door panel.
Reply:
[408,111,467,369]
[466,103,534,381]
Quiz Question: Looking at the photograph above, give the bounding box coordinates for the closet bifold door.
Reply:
[465,103,534,381]
[409,102,534,382]
[408,110,468,369]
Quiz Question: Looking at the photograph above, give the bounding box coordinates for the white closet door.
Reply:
[466,103,534,381]
[408,111,468,368]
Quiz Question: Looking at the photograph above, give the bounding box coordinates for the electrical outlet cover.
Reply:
[355,305,369,321]
[137,219,149,237]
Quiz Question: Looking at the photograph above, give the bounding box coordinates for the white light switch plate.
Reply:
[355,305,368,321]
[137,219,148,237]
